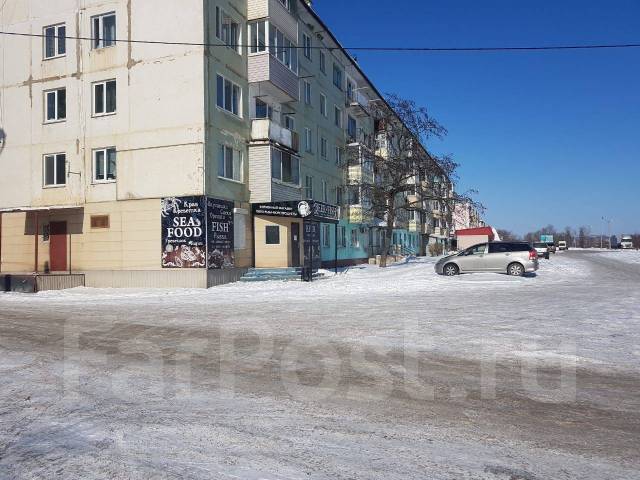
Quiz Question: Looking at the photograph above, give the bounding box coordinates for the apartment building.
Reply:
[453,202,484,232]
[0,0,426,287]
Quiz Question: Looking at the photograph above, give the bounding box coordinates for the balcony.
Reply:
[347,90,371,118]
[248,0,297,40]
[251,119,298,152]
[248,53,299,103]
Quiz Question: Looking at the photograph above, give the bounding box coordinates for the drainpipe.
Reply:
[34,211,39,273]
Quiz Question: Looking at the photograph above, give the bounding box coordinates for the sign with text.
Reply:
[207,198,235,269]
[161,196,235,269]
[161,196,207,268]
[303,221,322,270]
[252,200,339,224]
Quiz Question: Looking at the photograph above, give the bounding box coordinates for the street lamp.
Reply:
[602,217,613,249]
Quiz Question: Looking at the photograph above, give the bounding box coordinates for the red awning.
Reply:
[456,227,495,240]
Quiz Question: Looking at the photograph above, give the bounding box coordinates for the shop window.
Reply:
[265,225,280,245]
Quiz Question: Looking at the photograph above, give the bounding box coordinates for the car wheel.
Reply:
[443,263,459,276]
[508,262,525,276]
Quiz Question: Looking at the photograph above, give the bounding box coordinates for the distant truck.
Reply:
[557,240,568,251]
[620,235,634,249]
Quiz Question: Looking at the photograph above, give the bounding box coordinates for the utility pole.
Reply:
[602,217,613,249]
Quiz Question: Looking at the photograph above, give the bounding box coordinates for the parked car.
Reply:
[558,240,568,251]
[546,243,557,254]
[435,241,539,277]
[534,242,550,259]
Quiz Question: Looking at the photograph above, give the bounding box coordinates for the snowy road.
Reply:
[1,251,639,479]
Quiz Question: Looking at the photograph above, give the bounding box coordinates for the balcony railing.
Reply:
[251,119,298,151]
[347,90,370,117]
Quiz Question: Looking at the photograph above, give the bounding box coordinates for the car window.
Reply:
[510,243,530,252]
[489,243,509,253]
[466,244,487,255]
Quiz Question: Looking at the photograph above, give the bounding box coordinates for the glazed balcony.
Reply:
[251,118,299,151]
[347,90,371,118]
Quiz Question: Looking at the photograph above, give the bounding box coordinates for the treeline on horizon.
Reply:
[496,226,639,249]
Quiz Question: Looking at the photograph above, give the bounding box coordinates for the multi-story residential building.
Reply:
[0,0,430,287]
[452,201,484,232]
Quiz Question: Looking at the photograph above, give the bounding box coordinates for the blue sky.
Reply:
[315,0,640,236]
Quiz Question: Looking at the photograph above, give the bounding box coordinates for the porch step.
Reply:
[239,268,325,282]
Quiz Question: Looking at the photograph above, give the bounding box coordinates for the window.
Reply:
[333,64,343,90]
[320,93,327,117]
[44,88,66,122]
[348,185,360,205]
[255,98,272,119]
[321,224,330,248]
[43,153,66,186]
[319,50,326,74]
[336,186,343,205]
[335,146,343,166]
[216,74,241,116]
[320,137,327,159]
[304,127,313,152]
[303,80,312,105]
[217,8,241,54]
[321,180,328,202]
[265,226,280,245]
[465,244,487,256]
[302,33,312,60]
[347,115,357,140]
[218,145,243,182]
[90,215,110,229]
[92,13,116,49]
[305,175,313,199]
[271,148,300,185]
[266,23,298,72]
[351,229,360,248]
[93,80,116,116]
[44,24,66,59]
[347,79,355,101]
[337,226,347,248]
[283,114,295,131]
[93,148,117,182]
[248,20,266,53]
[334,106,342,128]
[489,243,510,254]
[277,0,292,11]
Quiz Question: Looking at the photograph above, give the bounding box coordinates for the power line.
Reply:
[1,30,639,53]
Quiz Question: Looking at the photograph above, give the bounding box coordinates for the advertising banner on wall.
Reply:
[206,197,235,269]
[161,196,235,269]
[161,196,207,268]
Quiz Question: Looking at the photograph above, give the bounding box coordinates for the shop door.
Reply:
[50,221,68,272]
[291,223,301,267]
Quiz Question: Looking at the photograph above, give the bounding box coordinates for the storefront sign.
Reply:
[161,196,235,269]
[207,198,235,269]
[161,196,207,268]
[252,200,339,224]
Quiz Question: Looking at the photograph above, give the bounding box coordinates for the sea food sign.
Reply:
[161,196,234,269]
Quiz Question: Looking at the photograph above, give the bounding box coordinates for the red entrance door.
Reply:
[49,221,68,272]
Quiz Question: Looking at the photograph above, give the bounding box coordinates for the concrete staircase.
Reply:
[239,268,325,282]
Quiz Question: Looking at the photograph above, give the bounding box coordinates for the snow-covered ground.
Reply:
[1,251,639,479]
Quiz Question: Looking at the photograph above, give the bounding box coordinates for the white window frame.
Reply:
[351,228,360,248]
[334,106,342,128]
[43,153,66,187]
[321,224,330,248]
[303,80,312,105]
[217,8,242,54]
[305,175,313,199]
[271,147,300,186]
[218,144,243,183]
[335,145,343,166]
[93,147,117,183]
[333,63,343,91]
[44,87,66,123]
[43,23,66,59]
[319,50,326,74]
[302,33,312,60]
[319,93,327,117]
[337,226,347,248]
[216,74,242,117]
[92,12,116,49]
[304,127,313,153]
[92,79,117,117]
[320,137,328,159]
[321,180,328,202]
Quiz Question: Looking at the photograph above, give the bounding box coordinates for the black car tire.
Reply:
[443,263,459,276]
[508,262,525,276]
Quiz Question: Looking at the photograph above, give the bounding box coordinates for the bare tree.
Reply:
[496,229,518,241]
[344,94,479,266]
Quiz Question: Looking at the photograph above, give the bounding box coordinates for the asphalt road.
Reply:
[0,251,639,479]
